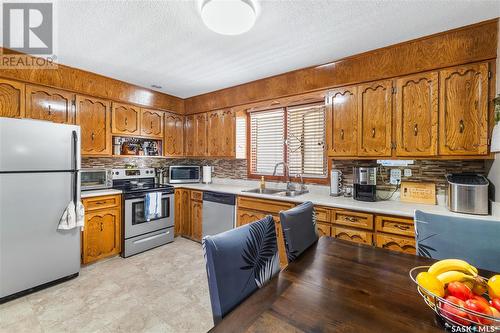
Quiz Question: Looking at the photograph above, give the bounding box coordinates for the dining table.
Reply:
[209,236,446,333]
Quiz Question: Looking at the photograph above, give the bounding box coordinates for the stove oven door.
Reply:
[124,193,174,239]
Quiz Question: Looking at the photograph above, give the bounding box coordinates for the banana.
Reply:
[427,259,477,277]
[436,270,476,285]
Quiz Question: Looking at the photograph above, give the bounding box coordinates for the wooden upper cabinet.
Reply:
[193,113,207,156]
[111,102,140,135]
[164,112,184,157]
[395,72,438,156]
[141,109,164,138]
[25,85,75,124]
[76,95,112,156]
[439,63,489,156]
[221,109,235,157]
[184,115,195,156]
[358,80,393,156]
[327,86,358,156]
[207,110,222,155]
[0,79,25,118]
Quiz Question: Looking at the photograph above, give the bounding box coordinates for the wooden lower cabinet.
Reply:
[375,215,414,237]
[191,197,203,242]
[332,226,373,245]
[237,208,267,227]
[316,222,331,237]
[375,233,416,255]
[175,189,202,242]
[82,194,121,264]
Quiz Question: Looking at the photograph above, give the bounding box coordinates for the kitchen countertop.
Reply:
[172,179,500,221]
[81,189,123,198]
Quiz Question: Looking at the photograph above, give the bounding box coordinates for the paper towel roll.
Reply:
[203,166,212,184]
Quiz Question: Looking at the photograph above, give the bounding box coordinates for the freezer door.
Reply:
[0,118,81,172]
[0,173,80,298]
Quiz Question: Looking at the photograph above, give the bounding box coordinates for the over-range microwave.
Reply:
[168,166,201,184]
[81,168,113,190]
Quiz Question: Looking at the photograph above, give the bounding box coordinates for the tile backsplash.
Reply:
[82,157,488,192]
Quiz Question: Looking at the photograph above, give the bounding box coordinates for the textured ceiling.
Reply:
[34,1,500,97]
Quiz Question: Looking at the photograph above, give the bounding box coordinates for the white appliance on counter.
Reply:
[0,118,81,302]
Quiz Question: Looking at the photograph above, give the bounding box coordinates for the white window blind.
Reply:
[250,109,285,175]
[286,104,326,178]
[235,116,246,159]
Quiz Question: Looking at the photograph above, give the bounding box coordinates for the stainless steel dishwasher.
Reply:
[202,191,236,238]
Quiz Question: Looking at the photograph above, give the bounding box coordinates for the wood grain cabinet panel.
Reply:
[26,85,75,124]
[331,210,374,230]
[375,233,416,255]
[179,189,192,237]
[190,197,203,242]
[82,208,121,264]
[236,208,267,227]
[221,109,236,157]
[333,226,373,245]
[75,95,112,156]
[375,215,415,237]
[438,63,489,156]
[237,196,295,215]
[184,115,195,156]
[141,109,164,138]
[395,72,438,156]
[0,79,25,118]
[207,110,222,156]
[193,113,208,156]
[83,195,121,212]
[111,102,140,135]
[316,222,331,237]
[314,206,330,223]
[164,112,184,157]
[327,86,358,156]
[357,80,393,156]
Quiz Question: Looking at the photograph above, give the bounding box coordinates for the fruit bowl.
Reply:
[410,266,500,329]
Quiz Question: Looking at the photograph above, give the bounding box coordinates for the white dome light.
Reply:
[201,0,256,35]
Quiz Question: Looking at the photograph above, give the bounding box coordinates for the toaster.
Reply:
[446,173,489,215]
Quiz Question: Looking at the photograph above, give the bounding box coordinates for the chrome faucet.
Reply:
[272,162,294,190]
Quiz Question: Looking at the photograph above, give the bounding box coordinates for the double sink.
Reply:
[242,188,309,197]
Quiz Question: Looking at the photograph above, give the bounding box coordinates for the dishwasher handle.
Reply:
[203,191,236,205]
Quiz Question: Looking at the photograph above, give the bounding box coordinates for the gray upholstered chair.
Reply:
[279,201,318,264]
[202,215,280,325]
[414,210,500,272]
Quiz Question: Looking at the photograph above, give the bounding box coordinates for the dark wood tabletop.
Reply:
[210,237,444,333]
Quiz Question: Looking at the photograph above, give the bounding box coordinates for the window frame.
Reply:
[246,101,329,184]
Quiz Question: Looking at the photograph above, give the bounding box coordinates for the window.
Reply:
[249,103,326,179]
[235,115,247,159]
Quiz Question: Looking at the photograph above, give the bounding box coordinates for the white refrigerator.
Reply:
[0,118,81,302]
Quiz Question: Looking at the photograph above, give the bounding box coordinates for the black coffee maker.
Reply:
[353,166,377,202]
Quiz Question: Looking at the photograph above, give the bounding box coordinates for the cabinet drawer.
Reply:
[83,194,121,211]
[237,196,295,215]
[375,233,416,255]
[316,222,331,237]
[331,210,373,230]
[375,215,414,237]
[314,206,330,223]
[190,190,203,201]
[236,208,268,227]
[332,226,373,245]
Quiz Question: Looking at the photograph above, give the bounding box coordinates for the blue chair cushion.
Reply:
[202,215,280,324]
[415,210,500,272]
[280,201,318,262]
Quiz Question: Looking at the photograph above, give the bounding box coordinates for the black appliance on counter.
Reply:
[353,166,377,202]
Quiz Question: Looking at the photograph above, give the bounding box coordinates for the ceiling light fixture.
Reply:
[201,0,256,35]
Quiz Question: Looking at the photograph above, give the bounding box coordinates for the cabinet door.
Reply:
[327,86,358,156]
[0,79,25,118]
[221,109,235,157]
[111,102,140,135]
[82,208,121,264]
[207,110,222,156]
[395,72,438,156]
[141,109,164,138]
[164,112,184,157]
[76,95,112,156]
[174,189,182,236]
[193,113,207,156]
[439,63,489,155]
[375,233,416,255]
[358,80,392,156]
[184,115,195,156]
[25,85,75,124]
[236,208,267,227]
[333,226,373,245]
[316,222,331,237]
[190,199,203,241]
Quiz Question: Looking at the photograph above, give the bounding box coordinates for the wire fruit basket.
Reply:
[409,266,500,330]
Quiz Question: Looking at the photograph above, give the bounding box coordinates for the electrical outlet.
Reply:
[390,169,402,185]
[404,168,412,177]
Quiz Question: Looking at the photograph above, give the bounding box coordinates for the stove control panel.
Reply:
[112,168,155,180]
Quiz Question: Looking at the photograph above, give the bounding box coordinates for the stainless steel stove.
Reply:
[112,168,174,257]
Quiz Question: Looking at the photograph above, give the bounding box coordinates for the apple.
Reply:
[441,296,470,326]
[464,299,493,325]
[470,295,490,307]
[491,298,500,312]
[447,281,472,301]
[490,306,500,319]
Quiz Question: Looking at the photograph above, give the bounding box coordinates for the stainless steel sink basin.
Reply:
[242,188,309,197]
[275,190,309,197]
[242,188,285,195]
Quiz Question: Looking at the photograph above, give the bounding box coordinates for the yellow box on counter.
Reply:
[400,181,436,205]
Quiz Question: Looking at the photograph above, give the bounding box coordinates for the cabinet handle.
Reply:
[413,124,418,136]
[48,105,52,115]
[371,128,376,138]
[394,224,410,230]
[345,216,358,222]
[150,121,153,129]
[100,222,103,232]
[91,132,95,141]
[459,120,464,133]
[94,201,106,205]
[340,129,344,140]
[125,117,128,126]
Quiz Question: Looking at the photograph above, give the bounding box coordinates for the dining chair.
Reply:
[414,210,500,272]
[277,201,318,266]
[202,215,280,325]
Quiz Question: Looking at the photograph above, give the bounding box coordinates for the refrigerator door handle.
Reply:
[72,130,79,203]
